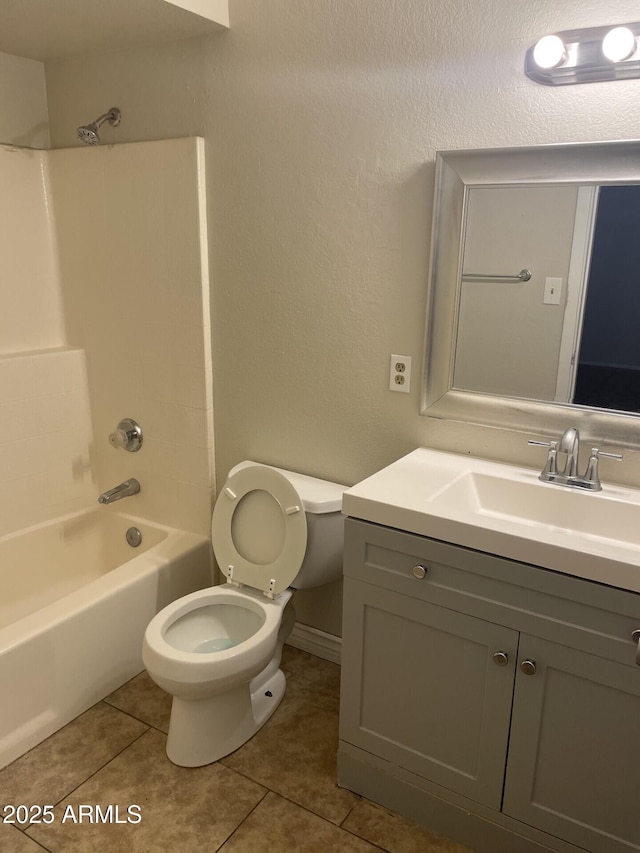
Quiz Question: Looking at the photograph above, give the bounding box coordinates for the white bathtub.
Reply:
[0,508,212,770]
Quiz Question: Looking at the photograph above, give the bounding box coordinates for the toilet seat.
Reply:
[211,465,307,596]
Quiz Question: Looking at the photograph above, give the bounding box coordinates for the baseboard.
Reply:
[286,622,342,665]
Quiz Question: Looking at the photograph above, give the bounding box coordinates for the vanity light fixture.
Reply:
[602,26,636,62]
[526,22,640,85]
[532,35,567,70]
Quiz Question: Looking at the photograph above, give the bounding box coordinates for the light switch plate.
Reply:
[544,277,562,305]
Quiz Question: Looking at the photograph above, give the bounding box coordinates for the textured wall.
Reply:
[0,51,49,148]
[44,0,640,634]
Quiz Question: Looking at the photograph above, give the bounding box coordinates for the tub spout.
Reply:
[98,479,140,505]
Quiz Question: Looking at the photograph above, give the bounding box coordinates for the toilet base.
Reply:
[165,667,287,767]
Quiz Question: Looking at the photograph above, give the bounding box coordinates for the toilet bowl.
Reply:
[142,461,345,767]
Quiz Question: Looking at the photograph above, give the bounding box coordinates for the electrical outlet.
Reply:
[389,354,412,393]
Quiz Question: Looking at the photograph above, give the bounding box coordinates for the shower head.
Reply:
[76,107,121,145]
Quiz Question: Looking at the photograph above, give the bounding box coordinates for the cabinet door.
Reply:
[340,578,519,809]
[503,634,640,853]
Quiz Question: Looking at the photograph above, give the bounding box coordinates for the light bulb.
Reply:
[602,26,636,62]
[532,35,567,69]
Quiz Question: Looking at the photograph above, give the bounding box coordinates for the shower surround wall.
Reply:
[0,145,92,536]
[0,137,214,539]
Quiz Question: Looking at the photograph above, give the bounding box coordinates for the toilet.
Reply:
[142,460,346,767]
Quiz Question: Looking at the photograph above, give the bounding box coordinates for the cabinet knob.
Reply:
[520,659,537,676]
[412,565,428,579]
[632,630,640,667]
[492,651,509,667]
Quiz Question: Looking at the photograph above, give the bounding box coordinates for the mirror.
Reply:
[423,139,640,447]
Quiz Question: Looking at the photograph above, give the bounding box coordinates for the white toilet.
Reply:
[142,461,346,767]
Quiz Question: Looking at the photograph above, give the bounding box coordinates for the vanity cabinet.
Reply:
[338,519,640,853]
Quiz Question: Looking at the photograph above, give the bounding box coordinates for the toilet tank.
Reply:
[229,462,347,589]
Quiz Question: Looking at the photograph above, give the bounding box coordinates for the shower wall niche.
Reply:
[0,138,214,539]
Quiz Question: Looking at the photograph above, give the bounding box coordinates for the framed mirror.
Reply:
[422,139,640,448]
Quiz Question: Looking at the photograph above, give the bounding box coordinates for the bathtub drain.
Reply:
[126,527,142,548]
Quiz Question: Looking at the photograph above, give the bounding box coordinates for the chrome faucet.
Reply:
[557,427,580,478]
[98,478,141,505]
[528,429,622,491]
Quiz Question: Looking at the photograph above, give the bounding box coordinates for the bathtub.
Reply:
[0,508,212,770]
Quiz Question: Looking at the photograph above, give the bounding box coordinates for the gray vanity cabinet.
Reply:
[338,518,640,853]
[503,635,640,851]
[340,578,519,808]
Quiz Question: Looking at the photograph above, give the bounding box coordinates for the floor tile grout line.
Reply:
[198,768,395,853]
[4,706,150,833]
[221,786,393,853]
[336,801,396,853]
[102,696,171,736]
[217,756,362,837]
[339,800,358,827]
[11,824,53,853]
[217,761,276,793]
[217,760,352,827]
[6,816,53,850]
[211,788,271,852]
[23,724,151,819]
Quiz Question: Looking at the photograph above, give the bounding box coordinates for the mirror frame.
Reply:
[422,139,640,449]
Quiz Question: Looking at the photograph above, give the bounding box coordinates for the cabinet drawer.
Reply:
[344,518,640,668]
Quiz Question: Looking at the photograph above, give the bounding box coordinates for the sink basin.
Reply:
[432,471,640,548]
[342,448,640,593]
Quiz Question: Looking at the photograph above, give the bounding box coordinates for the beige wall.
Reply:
[0,51,49,148]
[42,0,640,634]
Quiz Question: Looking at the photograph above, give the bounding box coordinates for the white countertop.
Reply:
[342,448,640,595]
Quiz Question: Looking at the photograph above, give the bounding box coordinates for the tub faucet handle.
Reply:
[109,418,143,452]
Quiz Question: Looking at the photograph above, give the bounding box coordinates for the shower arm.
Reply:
[92,108,121,130]
[77,107,121,144]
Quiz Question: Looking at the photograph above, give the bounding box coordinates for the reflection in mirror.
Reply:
[454,184,579,402]
[573,186,640,413]
[453,183,640,413]
[423,140,640,447]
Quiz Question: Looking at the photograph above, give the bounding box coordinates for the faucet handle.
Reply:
[590,447,623,462]
[528,439,558,475]
[584,447,623,488]
[109,418,143,452]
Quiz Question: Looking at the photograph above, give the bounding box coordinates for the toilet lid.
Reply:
[211,465,308,595]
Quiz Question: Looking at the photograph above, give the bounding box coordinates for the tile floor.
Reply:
[0,646,476,852]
